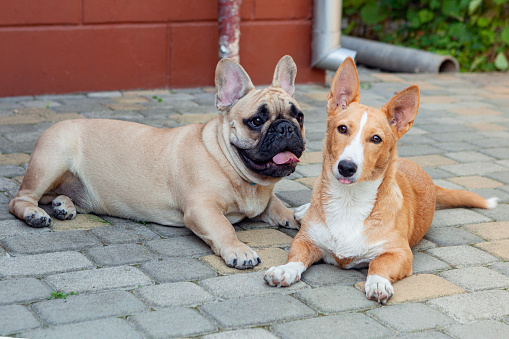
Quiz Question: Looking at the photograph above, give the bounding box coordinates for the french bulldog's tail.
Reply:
[435,185,498,210]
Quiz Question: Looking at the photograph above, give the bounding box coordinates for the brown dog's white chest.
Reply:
[306,178,386,268]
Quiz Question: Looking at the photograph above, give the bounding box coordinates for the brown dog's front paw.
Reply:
[221,242,261,270]
[364,275,394,304]
[293,203,310,223]
[264,262,305,287]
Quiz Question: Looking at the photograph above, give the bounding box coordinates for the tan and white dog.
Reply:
[264,57,497,302]
[9,56,305,270]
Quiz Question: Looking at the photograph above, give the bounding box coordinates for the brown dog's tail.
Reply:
[435,185,498,209]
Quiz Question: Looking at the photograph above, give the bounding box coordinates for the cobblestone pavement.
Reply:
[1,69,509,338]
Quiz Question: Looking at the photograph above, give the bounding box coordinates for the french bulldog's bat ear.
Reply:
[383,85,420,139]
[326,57,360,115]
[215,58,255,112]
[272,55,297,97]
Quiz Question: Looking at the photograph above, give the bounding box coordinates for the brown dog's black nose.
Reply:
[338,160,357,177]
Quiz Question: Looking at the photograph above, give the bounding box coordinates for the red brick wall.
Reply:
[0,0,324,97]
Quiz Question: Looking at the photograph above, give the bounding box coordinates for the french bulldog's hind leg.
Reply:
[9,135,73,228]
[52,195,77,220]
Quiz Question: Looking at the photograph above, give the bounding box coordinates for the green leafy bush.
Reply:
[343,0,509,71]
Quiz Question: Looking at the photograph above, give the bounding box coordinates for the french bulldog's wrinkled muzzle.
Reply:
[238,119,304,178]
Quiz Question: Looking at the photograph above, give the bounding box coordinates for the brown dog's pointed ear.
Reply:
[383,85,420,139]
[272,55,297,97]
[215,58,255,112]
[326,57,360,114]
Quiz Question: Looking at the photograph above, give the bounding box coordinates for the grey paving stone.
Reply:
[438,266,509,292]
[475,204,509,221]
[146,223,194,238]
[275,190,313,207]
[294,163,322,177]
[0,251,94,278]
[440,162,507,176]
[295,285,376,313]
[21,318,144,339]
[271,313,394,339]
[135,281,214,308]
[398,144,444,157]
[203,328,278,339]
[85,243,156,266]
[43,265,154,294]
[0,165,25,177]
[445,320,509,339]
[486,171,509,184]
[140,258,217,282]
[397,330,451,338]
[0,277,52,305]
[412,252,452,274]
[130,307,217,338]
[435,141,480,152]
[90,224,159,245]
[273,179,310,193]
[0,218,52,238]
[481,147,509,159]
[367,303,456,333]
[32,290,149,326]
[445,151,496,163]
[0,304,41,336]
[199,271,309,300]
[199,294,316,329]
[422,167,454,180]
[424,227,485,246]
[235,219,274,230]
[433,179,465,190]
[88,91,122,98]
[1,230,102,254]
[300,263,366,287]
[0,177,19,191]
[431,209,491,228]
[490,262,509,276]
[412,238,437,251]
[427,245,500,268]
[144,236,213,257]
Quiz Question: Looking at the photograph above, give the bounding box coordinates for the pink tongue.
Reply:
[272,151,300,165]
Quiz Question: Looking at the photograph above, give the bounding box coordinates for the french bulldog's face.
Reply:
[215,56,305,179]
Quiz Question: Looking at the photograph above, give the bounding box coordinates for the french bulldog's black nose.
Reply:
[275,120,295,137]
[338,160,357,177]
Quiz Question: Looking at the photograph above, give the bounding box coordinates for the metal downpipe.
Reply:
[312,0,357,70]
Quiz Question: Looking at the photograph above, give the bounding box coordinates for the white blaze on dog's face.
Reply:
[324,57,420,185]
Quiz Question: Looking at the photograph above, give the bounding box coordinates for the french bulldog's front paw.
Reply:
[24,207,52,228]
[283,217,300,230]
[221,242,261,270]
[294,203,310,223]
[52,196,77,220]
[264,262,305,287]
[365,275,394,304]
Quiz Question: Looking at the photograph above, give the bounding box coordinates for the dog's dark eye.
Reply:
[371,135,382,144]
[338,125,348,134]
[296,113,304,124]
[250,116,264,127]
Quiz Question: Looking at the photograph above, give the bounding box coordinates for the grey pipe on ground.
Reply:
[341,36,459,73]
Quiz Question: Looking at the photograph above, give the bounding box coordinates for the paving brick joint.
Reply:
[0,68,509,337]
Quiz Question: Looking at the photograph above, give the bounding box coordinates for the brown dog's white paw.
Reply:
[52,195,77,220]
[24,207,52,228]
[293,203,310,223]
[221,243,260,269]
[365,274,394,304]
[264,262,305,287]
